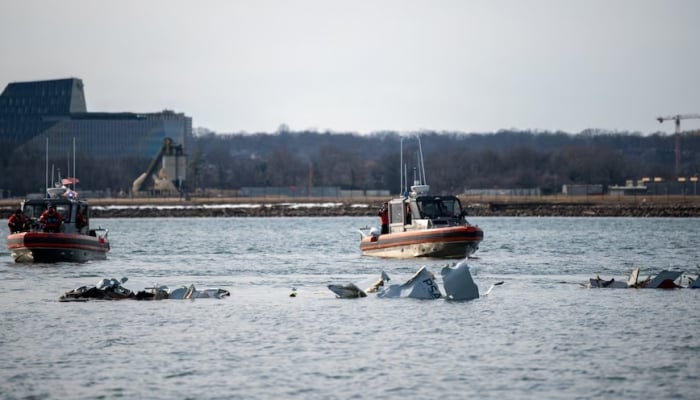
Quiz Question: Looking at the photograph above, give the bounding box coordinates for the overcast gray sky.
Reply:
[1,0,698,135]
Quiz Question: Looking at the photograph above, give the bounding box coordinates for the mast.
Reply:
[416,135,426,186]
[45,137,49,197]
[398,135,429,195]
[73,137,76,192]
[400,136,404,195]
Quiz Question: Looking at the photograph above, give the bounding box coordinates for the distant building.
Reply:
[561,184,603,196]
[0,78,192,158]
[609,178,700,196]
[608,180,647,196]
[463,188,542,197]
[240,186,343,197]
[645,181,694,196]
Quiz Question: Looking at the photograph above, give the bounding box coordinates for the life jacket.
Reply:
[76,213,88,229]
[8,214,26,232]
[41,210,62,230]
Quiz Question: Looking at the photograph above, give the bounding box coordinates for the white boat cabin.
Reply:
[387,185,466,233]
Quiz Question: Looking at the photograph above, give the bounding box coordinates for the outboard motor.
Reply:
[369,226,381,242]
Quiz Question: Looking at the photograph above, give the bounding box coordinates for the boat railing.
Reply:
[430,218,450,227]
[26,219,42,232]
[89,227,109,239]
[358,226,371,238]
[413,219,430,229]
[412,214,464,229]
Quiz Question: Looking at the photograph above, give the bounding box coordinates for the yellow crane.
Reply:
[656,113,700,177]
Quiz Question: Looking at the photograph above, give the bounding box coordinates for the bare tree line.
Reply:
[2,129,699,197]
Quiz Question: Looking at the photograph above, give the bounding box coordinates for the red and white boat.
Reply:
[6,188,110,263]
[360,184,483,259]
[360,136,483,259]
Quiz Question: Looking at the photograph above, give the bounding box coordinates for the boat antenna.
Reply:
[73,137,77,192]
[404,163,408,195]
[45,137,49,198]
[414,152,422,185]
[400,136,404,195]
[416,135,427,186]
[66,150,70,186]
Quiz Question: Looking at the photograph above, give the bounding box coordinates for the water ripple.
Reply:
[1,217,699,399]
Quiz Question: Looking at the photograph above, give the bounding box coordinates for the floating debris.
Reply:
[59,277,230,301]
[585,268,694,289]
[328,260,501,301]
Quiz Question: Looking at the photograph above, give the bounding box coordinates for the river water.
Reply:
[1,216,699,399]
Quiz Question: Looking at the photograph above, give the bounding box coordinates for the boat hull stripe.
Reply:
[360,227,483,252]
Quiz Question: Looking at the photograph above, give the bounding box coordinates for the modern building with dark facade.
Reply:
[0,78,192,159]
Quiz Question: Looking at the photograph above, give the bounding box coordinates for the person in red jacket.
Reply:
[7,209,28,233]
[378,202,389,234]
[76,208,88,232]
[39,205,63,233]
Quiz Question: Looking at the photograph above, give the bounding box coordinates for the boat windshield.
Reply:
[23,201,72,221]
[416,197,462,219]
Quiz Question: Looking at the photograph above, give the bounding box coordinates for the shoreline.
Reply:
[2,196,700,218]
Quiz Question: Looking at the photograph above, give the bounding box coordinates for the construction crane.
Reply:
[656,113,700,177]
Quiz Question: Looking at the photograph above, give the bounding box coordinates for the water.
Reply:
[1,217,699,399]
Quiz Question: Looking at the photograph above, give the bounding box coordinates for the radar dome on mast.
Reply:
[410,184,430,197]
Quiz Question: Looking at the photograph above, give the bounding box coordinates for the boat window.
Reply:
[440,198,462,217]
[417,200,438,219]
[22,204,44,220]
[417,197,462,219]
[22,202,73,221]
[56,204,72,221]
[389,202,404,224]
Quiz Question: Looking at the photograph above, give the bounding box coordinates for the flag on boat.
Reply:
[62,177,80,185]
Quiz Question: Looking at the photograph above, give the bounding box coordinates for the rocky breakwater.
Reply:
[465,202,700,217]
[3,198,700,218]
[80,201,700,218]
[88,202,375,218]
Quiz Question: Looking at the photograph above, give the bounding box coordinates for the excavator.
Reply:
[132,137,187,196]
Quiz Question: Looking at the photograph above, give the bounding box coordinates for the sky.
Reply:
[1,0,699,135]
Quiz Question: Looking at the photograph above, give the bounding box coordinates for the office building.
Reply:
[0,78,192,158]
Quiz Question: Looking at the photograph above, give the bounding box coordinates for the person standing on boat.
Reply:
[76,207,88,232]
[7,209,28,233]
[40,205,63,233]
[378,202,389,234]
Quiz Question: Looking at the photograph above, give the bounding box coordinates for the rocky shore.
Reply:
[84,203,700,218]
[2,198,700,218]
[467,202,700,217]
